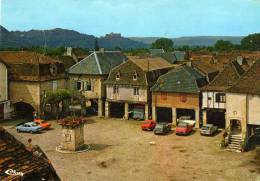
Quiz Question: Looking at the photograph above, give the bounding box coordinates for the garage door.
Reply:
[0,104,4,120]
[176,108,195,120]
[110,102,124,118]
[206,110,225,128]
[156,107,172,123]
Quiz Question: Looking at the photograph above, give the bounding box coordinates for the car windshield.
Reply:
[201,126,210,130]
[156,124,164,128]
[178,124,187,128]
[179,116,191,120]
[26,122,37,126]
[143,121,151,124]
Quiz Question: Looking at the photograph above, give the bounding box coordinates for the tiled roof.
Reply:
[151,65,207,93]
[173,51,186,61]
[0,51,62,64]
[58,56,77,70]
[68,51,127,75]
[0,51,66,81]
[104,60,147,86]
[192,60,219,75]
[202,61,244,91]
[0,127,60,181]
[154,53,176,64]
[227,60,260,95]
[129,56,174,71]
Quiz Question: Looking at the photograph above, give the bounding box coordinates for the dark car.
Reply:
[154,122,172,135]
[200,124,218,136]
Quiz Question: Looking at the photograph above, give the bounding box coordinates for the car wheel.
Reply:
[16,129,20,133]
[30,131,33,134]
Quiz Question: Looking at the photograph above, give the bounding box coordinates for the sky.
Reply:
[1,0,260,37]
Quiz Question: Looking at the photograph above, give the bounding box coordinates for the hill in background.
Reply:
[0,26,148,49]
[129,36,244,47]
[0,25,244,49]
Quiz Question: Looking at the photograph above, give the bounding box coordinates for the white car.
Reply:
[177,116,196,127]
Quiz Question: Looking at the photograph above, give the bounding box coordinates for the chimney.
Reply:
[100,48,105,53]
[186,61,192,67]
[236,56,243,66]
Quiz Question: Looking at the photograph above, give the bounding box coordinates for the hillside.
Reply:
[129,36,244,47]
[0,26,147,49]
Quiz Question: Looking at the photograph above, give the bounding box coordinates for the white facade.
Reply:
[202,91,226,109]
[106,86,147,103]
[0,62,12,119]
[225,93,260,135]
[248,95,260,125]
[0,62,8,102]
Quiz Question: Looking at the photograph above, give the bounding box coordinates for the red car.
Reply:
[176,122,193,135]
[34,119,51,130]
[141,120,156,131]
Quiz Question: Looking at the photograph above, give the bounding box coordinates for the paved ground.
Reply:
[1,116,260,181]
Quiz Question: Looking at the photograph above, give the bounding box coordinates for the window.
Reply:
[113,86,119,94]
[215,93,226,103]
[133,87,139,95]
[76,81,82,90]
[52,80,57,91]
[116,72,120,80]
[133,72,138,80]
[85,81,92,91]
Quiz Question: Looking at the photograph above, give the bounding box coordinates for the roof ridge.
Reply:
[68,52,94,72]
[227,60,259,93]
[94,52,102,74]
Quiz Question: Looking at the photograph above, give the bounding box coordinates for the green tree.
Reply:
[44,89,71,120]
[241,33,260,51]
[151,38,173,52]
[214,40,234,51]
[94,38,100,51]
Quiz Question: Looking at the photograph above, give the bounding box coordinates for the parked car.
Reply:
[141,120,156,131]
[176,122,193,135]
[177,116,196,127]
[200,124,218,136]
[16,122,42,133]
[154,122,172,135]
[34,119,51,130]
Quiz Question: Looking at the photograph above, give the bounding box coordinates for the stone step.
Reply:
[229,143,241,147]
[226,148,242,153]
[228,147,241,152]
[230,140,242,143]
[230,134,242,138]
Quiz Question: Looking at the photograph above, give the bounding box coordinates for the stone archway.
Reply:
[230,119,242,134]
[14,102,35,119]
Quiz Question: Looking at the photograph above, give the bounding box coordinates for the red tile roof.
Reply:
[227,59,260,95]
[0,127,60,181]
[0,51,62,64]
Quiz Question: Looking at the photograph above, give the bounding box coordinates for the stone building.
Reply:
[151,65,208,128]
[0,59,12,120]
[201,61,244,129]
[105,56,173,120]
[68,51,126,117]
[0,51,67,116]
[225,60,260,151]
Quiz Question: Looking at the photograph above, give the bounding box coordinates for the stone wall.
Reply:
[152,92,199,109]
[69,75,104,99]
[9,79,66,112]
[0,62,8,102]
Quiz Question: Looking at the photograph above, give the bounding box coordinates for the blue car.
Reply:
[16,122,42,133]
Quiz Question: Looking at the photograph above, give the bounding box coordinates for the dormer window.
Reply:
[116,72,120,80]
[133,71,138,80]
